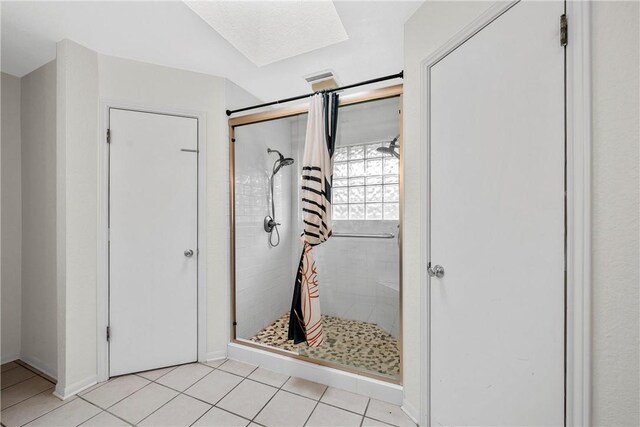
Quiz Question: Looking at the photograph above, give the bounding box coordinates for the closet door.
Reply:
[109,109,198,376]
[429,1,565,424]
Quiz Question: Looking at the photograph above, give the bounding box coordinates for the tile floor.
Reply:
[1,360,415,427]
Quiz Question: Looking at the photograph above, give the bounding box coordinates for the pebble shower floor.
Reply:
[249,313,400,380]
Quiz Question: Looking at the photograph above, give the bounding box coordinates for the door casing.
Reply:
[417,1,592,426]
[97,102,208,382]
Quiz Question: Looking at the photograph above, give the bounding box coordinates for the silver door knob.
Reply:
[428,264,445,278]
[184,249,194,258]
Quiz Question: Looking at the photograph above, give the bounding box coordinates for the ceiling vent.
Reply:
[305,71,340,92]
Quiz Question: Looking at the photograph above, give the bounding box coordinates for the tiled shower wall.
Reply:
[234,119,295,339]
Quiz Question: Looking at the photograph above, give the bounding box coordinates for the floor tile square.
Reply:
[248,368,289,388]
[155,363,212,392]
[365,400,415,426]
[25,398,101,426]
[193,407,250,427]
[82,375,149,409]
[218,360,257,377]
[139,394,211,426]
[306,403,363,427]
[184,369,242,404]
[254,390,316,427]
[1,365,36,389]
[203,359,226,369]
[1,362,19,373]
[321,387,369,415]
[80,411,130,426]
[108,383,178,425]
[282,377,327,400]
[1,376,54,410]
[217,379,277,419]
[0,390,74,427]
[137,365,177,381]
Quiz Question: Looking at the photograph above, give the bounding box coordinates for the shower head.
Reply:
[376,135,401,159]
[279,157,295,167]
[268,148,295,175]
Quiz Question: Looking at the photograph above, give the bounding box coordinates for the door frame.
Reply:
[418,1,591,426]
[97,101,208,382]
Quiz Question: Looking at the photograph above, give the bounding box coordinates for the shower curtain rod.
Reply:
[225,71,403,117]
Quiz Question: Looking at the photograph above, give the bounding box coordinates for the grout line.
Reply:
[1,381,56,411]
[1,364,22,375]
[302,386,329,427]
[13,360,56,384]
[248,373,291,425]
[0,372,38,391]
[136,392,184,425]
[81,407,135,427]
[14,389,78,427]
[360,399,372,427]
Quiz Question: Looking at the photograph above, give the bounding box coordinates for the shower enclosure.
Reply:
[229,86,403,383]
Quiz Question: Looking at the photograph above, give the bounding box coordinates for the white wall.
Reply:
[234,119,294,339]
[403,1,640,424]
[1,72,22,363]
[20,61,58,378]
[590,2,639,424]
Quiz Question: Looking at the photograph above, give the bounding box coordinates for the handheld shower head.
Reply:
[268,148,295,175]
[267,148,285,162]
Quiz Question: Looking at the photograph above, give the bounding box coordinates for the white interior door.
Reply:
[109,109,198,377]
[429,1,565,425]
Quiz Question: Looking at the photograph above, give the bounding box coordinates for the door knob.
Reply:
[428,263,445,278]
[184,249,194,258]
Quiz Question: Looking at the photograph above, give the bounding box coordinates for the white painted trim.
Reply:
[97,100,208,381]
[228,343,403,405]
[401,400,420,425]
[565,2,592,425]
[20,353,58,382]
[418,1,591,426]
[54,375,97,400]
[206,351,227,362]
[1,354,20,365]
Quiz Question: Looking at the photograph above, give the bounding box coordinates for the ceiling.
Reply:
[1,1,421,103]
[184,1,348,67]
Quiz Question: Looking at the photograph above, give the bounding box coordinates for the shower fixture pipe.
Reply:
[226,71,404,117]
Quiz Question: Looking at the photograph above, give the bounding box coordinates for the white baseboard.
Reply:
[401,399,420,425]
[19,354,57,381]
[205,350,227,362]
[228,342,403,405]
[1,353,20,364]
[54,375,97,400]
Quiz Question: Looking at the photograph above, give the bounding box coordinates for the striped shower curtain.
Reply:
[288,92,339,346]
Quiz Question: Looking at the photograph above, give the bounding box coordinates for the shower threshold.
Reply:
[247,312,400,381]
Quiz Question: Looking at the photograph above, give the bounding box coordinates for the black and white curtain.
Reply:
[288,92,339,346]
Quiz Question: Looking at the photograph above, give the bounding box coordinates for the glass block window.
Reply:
[332,142,399,220]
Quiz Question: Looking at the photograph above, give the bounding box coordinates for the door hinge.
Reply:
[560,14,568,47]
[106,129,111,144]
[106,326,111,341]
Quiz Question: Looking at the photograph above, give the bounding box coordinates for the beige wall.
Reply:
[403,1,639,424]
[590,2,640,425]
[1,72,22,363]
[98,53,228,360]
[56,39,99,396]
[20,61,58,378]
